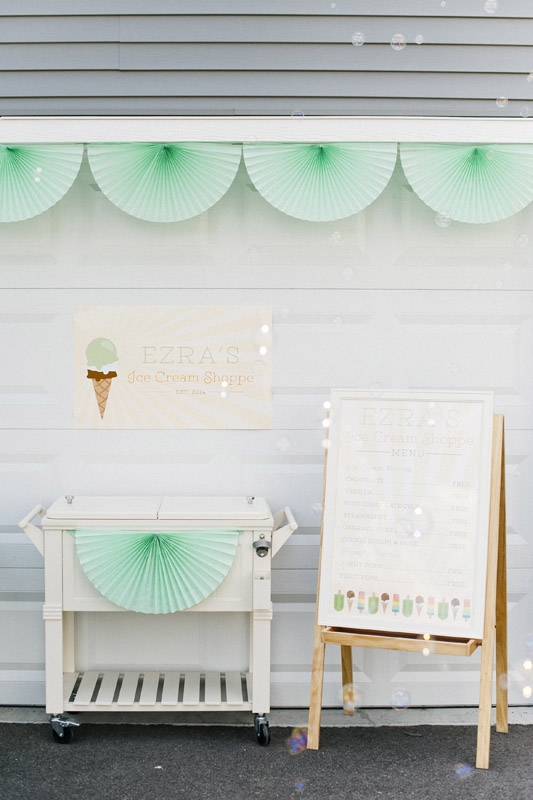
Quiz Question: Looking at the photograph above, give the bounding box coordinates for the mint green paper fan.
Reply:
[0,143,83,222]
[243,142,397,221]
[400,143,533,224]
[87,142,242,222]
[74,529,241,613]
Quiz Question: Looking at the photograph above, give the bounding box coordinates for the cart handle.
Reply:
[18,505,46,556]
[271,506,298,558]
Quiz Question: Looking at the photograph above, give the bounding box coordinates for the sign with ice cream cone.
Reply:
[74,306,272,429]
[317,389,494,639]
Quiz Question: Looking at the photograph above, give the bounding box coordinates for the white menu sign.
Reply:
[317,390,493,639]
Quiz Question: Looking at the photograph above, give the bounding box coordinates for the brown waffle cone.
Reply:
[91,377,113,419]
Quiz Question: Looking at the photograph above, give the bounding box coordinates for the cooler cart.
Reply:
[19,495,297,745]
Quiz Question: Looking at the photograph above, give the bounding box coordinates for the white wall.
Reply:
[1,151,532,707]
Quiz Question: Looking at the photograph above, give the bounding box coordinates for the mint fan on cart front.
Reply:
[73,528,241,613]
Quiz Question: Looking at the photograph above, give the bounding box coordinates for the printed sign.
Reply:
[74,306,272,429]
[317,390,493,639]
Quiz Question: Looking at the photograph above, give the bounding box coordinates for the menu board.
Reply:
[317,390,494,639]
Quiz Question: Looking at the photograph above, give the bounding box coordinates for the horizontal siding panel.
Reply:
[0,70,532,98]
[0,44,119,71]
[0,16,119,42]
[118,43,532,73]
[2,2,533,18]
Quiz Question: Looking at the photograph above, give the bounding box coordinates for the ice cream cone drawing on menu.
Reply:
[451,598,460,620]
[346,590,355,612]
[357,591,365,613]
[463,599,471,621]
[427,597,435,619]
[381,592,389,614]
[86,338,118,420]
[392,593,400,616]
[416,595,424,616]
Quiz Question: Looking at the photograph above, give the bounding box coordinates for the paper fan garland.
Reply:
[74,529,241,614]
[400,143,533,224]
[0,143,83,222]
[87,142,242,222]
[243,142,398,221]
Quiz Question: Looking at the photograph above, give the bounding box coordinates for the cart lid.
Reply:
[158,496,270,520]
[45,496,162,520]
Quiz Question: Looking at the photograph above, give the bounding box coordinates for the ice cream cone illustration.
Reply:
[334,589,345,612]
[451,598,460,621]
[427,597,435,618]
[402,595,413,618]
[86,338,118,420]
[368,593,379,614]
[381,592,390,614]
[392,593,400,616]
[438,598,449,621]
[347,590,355,612]
[463,599,471,622]
[415,595,424,617]
[357,591,365,613]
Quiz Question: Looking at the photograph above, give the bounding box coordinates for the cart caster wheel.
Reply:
[256,722,270,746]
[52,726,74,744]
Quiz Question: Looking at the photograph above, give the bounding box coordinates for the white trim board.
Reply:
[0,115,533,143]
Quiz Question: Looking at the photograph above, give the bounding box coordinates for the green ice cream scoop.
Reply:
[86,338,118,370]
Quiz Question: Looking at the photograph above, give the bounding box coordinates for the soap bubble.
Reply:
[486,150,495,161]
[523,686,532,699]
[520,106,531,118]
[287,727,308,754]
[525,632,533,651]
[329,230,342,244]
[342,267,355,282]
[422,647,430,657]
[517,233,529,247]
[484,0,498,13]
[397,507,431,540]
[323,400,332,409]
[333,316,343,326]
[322,438,331,449]
[415,35,424,45]
[291,109,305,118]
[528,72,533,83]
[440,1,446,5]
[435,211,451,228]
[497,673,509,690]
[351,32,365,47]
[455,764,473,779]
[391,33,407,51]
[341,683,363,712]
[391,688,410,710]
[220,391,227,398]
[276,436,291,454]
[495,97,508,108]
[330,2,336,7]
[524,660,533,671]
[311,502,323,516]
[295,780,306,792]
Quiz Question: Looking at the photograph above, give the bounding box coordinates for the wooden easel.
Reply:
[307,414,507,770]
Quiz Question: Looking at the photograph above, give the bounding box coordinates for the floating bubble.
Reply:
[391,33,407,51]
[329,230,342,243]
[333,316,343,326]
[291,109,305,118]
[311,502,324,516]
[496,97,508,108]
[220,391,227,398]
[528,72,533,83]
[34,176,41,183]
[440,1,446,5]
[522,686,532,699]
[154,765,163,770]
[342,266,355,281]
[497,673,509,691]
[287,727,308,754]
[484,0,498,12]
[423,633,431,641]
[520,106,532,118]
[524,660,533,671]
[323,400,332,409]
[276,436,291,454]
[517,233,530,247]
[525,632,533,651]
[415,34,424,45]
[330,2,336,7]
[397,507,431,540]
[422,647,430,657]
[428,401,436,408]
[351,32,365,47]
[261,324,270,333]
[435,211,451,228]
[486,150,495,161]
[427,418,436,426]
[391,688,411,710]
[259,345,268,355]
[341,683,363,712]
[322,418,331,428]
[322,438,331,449]
[455,763,473,779]
[295,780,306,793]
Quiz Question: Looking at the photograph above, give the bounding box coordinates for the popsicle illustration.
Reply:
[368,593,379,615]
[427,597,435,618]
[334,589,345,612]
[346,590,355,612]
[357,591,365,613]
[392,593,400,616]
[381,592,390,614]
[463,599,471,622]
[438,598,449,621]
[415,595,424,617]
[451,598,461,621]
[86,338,118,420]
[402,595,413,618]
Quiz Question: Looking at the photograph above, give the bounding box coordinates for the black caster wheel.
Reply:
[256,722,270,746]
[52,726,74,744]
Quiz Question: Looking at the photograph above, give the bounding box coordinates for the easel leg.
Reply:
[495,425,508,734]
[307,626,326,749]
[340,645,354,715]
[476,627,495,769]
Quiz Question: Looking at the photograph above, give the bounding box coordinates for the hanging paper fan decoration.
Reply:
[400,143,533,224]
[243,142,398,221]
[74,529,241,614]
[87,142,242,222]
[0,143,83,222]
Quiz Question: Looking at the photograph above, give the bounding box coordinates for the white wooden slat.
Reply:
[139,671,160,705]
[160,672,181,705]
[204,672,221,706]
[245,672,253,704]
[96,671,120,705]
[225,672,244,706]
[182,671,200,705]
[117,672,140,706]
[63,672,78,704]
[72,671,100,705]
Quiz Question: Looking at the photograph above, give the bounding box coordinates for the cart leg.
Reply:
[340,645,354,715]
[43,530,64,715]
[63,611,75,674]
[307,625,326,750]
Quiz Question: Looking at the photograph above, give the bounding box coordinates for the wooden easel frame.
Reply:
[307,414,507,770]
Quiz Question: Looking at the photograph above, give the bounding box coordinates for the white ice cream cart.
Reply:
[19,495,297,745]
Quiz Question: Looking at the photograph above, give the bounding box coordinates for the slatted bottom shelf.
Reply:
[64,670,253,712]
